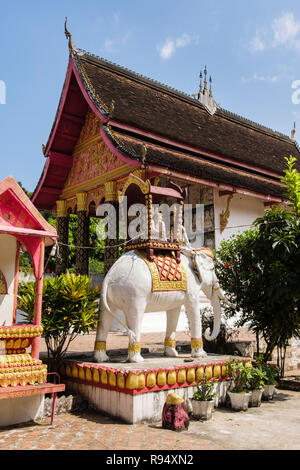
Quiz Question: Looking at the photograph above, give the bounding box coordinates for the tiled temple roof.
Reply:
[74,50,300,176]
[32,46,300,209]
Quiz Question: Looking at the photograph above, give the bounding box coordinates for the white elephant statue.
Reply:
[94,246,233,363]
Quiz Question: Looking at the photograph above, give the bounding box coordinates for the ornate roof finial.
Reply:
[196,66,217,115]
[291,121,296,140]
[204,65,208,92]
[64,17,75,53]
[198,70,203,100]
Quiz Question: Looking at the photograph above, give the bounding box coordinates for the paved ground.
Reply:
[0,332,299,451]
[0,389,299,451]
[39,330,192,356]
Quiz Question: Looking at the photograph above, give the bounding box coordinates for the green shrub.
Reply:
[215,157,300,376]
[254,357,281,386]
[226,359,253,393]
[18,272,100,371]
[192,374,217,401]
[247,365,267,391]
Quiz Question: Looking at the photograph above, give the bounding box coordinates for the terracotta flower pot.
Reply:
[262,384,275,401]
[249,389,263,407]
[227,391,251,411]
[191,399,215,421]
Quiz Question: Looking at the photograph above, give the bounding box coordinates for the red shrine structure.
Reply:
[32,23,300,277]
[0,176,64,426]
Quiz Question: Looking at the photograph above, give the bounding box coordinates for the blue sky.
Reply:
[1,0,300,192]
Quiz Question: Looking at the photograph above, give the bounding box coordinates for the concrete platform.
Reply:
[0,383,65,427]
[60,352,251,424]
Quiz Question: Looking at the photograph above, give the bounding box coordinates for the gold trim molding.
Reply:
[120,173,150,199]
[105,181,118,202]
[76,192,88,212]
[60,164,133,200]
[56,200,67,218]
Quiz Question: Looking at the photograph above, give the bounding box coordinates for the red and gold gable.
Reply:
[63,110,126,190]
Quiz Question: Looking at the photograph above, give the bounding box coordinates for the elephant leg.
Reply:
[185,302,207,358]
[93,307,113,363]
[124,300,146,363]
[164,307,181,357]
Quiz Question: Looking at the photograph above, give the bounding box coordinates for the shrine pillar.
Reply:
[76,192,90,275]
[104,181,119,274]
[55,200,69,275]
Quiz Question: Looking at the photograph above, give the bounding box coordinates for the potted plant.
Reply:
[247,363,267,407]
[260,361,280,401]
[191,373,217,420]
[226,359,252,411]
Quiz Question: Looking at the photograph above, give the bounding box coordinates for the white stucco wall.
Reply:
[0,234,17,326]
[214,190,265,248]
[213,190,266,328]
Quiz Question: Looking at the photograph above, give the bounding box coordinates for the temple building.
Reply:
[32,25,300,285]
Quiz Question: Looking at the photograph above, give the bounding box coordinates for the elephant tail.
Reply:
[101,272,136,343]
[204,290,221,341]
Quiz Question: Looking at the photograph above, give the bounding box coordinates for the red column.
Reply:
[31,238,45,360]
[12,241,20,324]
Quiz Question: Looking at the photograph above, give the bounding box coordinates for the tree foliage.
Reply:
[18,272,100,371]
[215,156,300,374]
[44,214,106,274]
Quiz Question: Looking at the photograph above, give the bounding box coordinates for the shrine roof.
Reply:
[0,176,57,245]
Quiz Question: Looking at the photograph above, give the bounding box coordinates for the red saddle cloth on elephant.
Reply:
[136,251,187,292]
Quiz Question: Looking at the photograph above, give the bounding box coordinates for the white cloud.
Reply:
[159,38,176,60]
[158,33,194,60]
[250,11,300,52]
[104,32,131,53]
[175,33,191,48]
[113,12,120,26]
[272,12,300,45]
[250,32,266,52]
[241,73,280,84]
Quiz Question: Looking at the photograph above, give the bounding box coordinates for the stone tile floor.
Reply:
[0,410,224,451]
[1,390,299,451]
[0,331,298,451]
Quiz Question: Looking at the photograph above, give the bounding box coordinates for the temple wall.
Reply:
[214,191,265,248]
[0,234,17,325]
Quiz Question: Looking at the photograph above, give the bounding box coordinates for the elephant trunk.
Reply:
[204,291,221,341]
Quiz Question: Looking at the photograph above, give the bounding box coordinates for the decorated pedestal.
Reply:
[60,354,252,424]
[0,325,47,388]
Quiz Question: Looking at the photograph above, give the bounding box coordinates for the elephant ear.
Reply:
[193,252,215,287]
[198,252,215,271]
